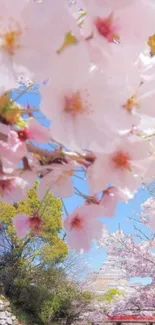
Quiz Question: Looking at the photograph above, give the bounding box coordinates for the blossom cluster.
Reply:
[1,0,155,251]
[98,226,155,316]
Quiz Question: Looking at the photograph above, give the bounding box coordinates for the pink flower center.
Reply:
[17,129,29,141]
[29,214,43,234]
[70,215,83,230]
[0,179,14,195]
[0,18,25,56]
[122,95,139,113]
[63,91,86,118]
[0,19,23,56]
[112,151,131,170]
[94,13,120,43]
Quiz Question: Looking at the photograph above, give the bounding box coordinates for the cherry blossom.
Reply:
[97,59,143,132]
[99,187,133,217]
[37,162,75,200]
[0,121,50,167]
[0,174,30,204]
[141,197,155,231]
[0,0,82,82]
[98,225,155,316]
[18,118,50,144]
[87,137,151,194]
[0,130,27,166]
[13,212,43,239]
[83,0,155,58]
[85,186,133,217]
[41,68,114,151]
[64,204,105,252]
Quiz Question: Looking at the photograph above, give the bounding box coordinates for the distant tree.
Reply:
[40,275,92,325]
[61,250,91,281]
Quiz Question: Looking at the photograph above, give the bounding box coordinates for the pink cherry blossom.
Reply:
[43,42,150,140]
[0,174,29,204]
[0,0,82,83]
[0,130,27,166]
[14,169,37,191]
[117,1,155,53]
[37,162,75,200]
[82,0,155,60]
[99,186,133,217]
[13,213,30,239]
[10,0,82,81]
[76,0,121,52]
[87,137,151,194]
[132,80,155,118]
[100,60,143,132]
[64,204,105,252]
[146,213,155,231]
[13,212,43,239]
[41,68,115,152]
[141,197,155,231]
[18,118,50,144]
[86,47,155,132]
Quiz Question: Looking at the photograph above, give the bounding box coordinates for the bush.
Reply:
[96,288,123,303]
[1,261,92,325]
[40,283,92,325]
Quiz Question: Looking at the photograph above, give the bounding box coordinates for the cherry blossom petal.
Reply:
[99,187,133,217]
[0,131,27,166]
[41,68,115,152]
[26,118,50,144]
[15,0,82,81]
[13,213,30,239]
[38,163,74,200]
[0,174,32,204]
[0,123,10,135]
[64,205,105,252]
[87,138,151,194]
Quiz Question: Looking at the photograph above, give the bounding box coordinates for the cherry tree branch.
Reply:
[0,132,95,165]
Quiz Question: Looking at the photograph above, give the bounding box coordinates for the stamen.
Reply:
[0,18,25,56]
[122,95,139,113]
[63,91,85,118]
[147,34,155,57]
[70,215,83,230]
[95,13,120,43]
[112,151,131,170]
[57,31,78,54]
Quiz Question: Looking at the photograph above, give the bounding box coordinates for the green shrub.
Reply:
[97,288,123,303]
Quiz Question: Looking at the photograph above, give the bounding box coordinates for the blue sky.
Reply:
[16,85,152,283]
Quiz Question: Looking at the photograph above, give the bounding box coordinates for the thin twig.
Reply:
[12,84,34,102]
[134,225,151,240]
[61,199,69,216]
